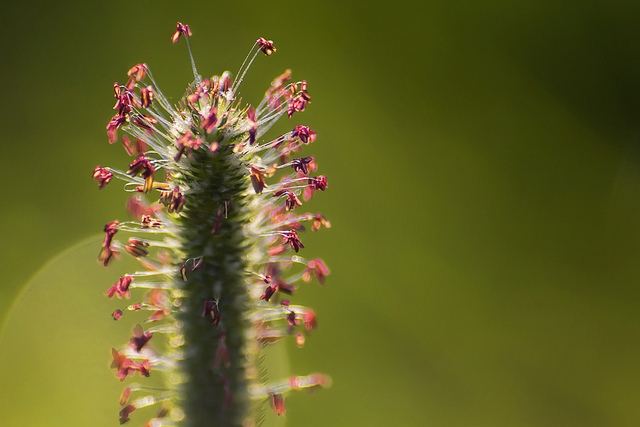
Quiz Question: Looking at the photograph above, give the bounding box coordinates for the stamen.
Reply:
[231,43,260,96]
[130,282,173,290]
[184,35,201,86]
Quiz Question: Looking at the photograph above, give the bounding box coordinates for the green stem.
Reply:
[173,147,257,426]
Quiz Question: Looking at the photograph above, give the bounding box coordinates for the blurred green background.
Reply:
[2,1,640,426]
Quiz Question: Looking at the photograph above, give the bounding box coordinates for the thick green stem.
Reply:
[173,147,257,426]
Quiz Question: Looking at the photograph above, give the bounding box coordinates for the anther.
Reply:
[257,38,276,56]
[171,22,192,44]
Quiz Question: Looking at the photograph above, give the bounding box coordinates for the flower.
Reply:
[95,23,330,426]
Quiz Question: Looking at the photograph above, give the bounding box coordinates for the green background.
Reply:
[2,1,640,426]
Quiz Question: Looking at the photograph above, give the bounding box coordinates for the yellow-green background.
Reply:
[2,1,640,426]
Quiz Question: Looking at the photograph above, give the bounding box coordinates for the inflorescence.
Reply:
[94,22,330,427]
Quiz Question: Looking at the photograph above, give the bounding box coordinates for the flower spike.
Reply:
[95,23,330,426]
